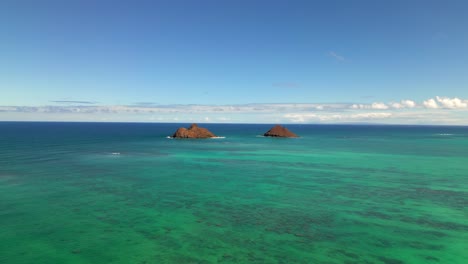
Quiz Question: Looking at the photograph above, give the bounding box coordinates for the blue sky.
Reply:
[1,0,467,124]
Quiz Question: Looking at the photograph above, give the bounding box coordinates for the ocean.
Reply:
[0,122,467,264]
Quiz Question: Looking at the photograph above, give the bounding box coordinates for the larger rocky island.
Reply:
[172,124,217,138]
[264,125,298,138]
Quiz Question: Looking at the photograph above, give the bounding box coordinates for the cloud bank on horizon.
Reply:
[1,96,467,125]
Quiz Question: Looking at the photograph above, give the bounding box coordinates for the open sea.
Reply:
[0,122,467,264]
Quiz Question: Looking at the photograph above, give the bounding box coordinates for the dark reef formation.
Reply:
[264,125,298,138]
[172,124,216,138]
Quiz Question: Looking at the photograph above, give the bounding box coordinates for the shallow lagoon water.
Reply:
[0,122,467,263]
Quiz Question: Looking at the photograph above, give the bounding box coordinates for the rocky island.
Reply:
[264,125,298,138]
[172,123,217,138]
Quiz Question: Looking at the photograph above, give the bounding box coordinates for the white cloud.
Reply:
[350,113,392,119]
[1,97,467,124]
[390,102,403,109]
[1,99,467,115]
[351,102,388,110]
[371,102,389,109]
[435,96,468,109]
[283,113,317,122]
[284,112,392,123]
[329,51,345,61]
[402,100,416,108]
[422,96,468,109]
[423,99,439,109]
[390,100,416,109]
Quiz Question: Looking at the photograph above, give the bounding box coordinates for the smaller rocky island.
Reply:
[264,125,298,138]
[172,123,217,138]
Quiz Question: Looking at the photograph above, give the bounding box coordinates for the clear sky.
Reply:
[1,0,467,124]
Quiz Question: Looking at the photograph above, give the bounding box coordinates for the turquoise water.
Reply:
[0,122,467,264]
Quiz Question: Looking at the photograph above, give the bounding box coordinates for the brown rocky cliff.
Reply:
[263,125,298,138]
[172,124,216,138]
